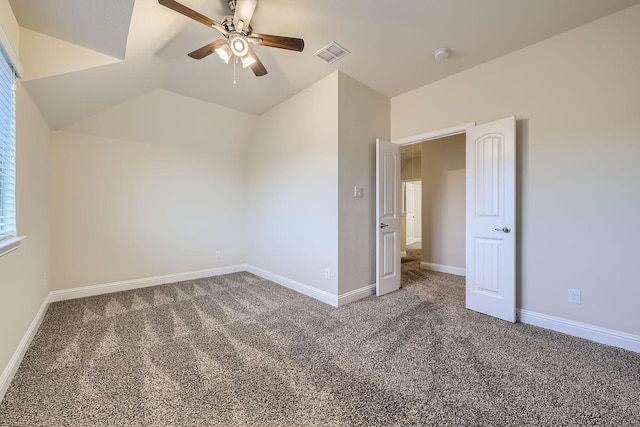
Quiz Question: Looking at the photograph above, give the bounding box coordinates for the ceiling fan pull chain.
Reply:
[233,55,237,85]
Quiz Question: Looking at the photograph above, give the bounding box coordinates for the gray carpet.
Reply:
[1,248,639,426]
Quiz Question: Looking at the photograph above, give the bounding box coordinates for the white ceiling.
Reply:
[10,0,640,129]
[10,0,134,59]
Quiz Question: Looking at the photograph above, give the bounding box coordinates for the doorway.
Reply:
[382,118,517,322]
[400,134,466,278]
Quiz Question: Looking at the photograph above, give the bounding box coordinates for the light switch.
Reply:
[354,186,364,198]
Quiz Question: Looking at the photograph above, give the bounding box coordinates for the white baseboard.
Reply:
[245,265,339,307]
[338,284,376,307]
[49,265,247,302]
[517,309,640,353]
[420,261,466,277]
[0,293,51,402]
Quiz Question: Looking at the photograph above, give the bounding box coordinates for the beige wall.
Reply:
[0,1,51,394]
[0,84,51,387]
[19,27,121,81]
[392,5,640,335]
[421,135,465,269]
[401,147,422,181]
[246,73,339,294]
[337,72,390,296]
[50,90,253,290]
[246,71,390,299]
[0,0,20,73]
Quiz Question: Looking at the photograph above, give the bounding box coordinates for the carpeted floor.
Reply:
[1,246,639,426]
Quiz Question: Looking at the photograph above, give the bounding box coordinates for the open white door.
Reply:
[405,182,415,243]
[376,138,401,296]
[466,117,516,322]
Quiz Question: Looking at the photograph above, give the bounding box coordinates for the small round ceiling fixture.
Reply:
[433,48,451,60]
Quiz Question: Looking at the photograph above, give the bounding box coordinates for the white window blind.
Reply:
[0,51,17,241]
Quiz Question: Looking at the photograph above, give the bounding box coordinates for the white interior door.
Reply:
[413,181,422,241]
[405,182,415,243]
[465,116,516,322]
[376,138,401,296]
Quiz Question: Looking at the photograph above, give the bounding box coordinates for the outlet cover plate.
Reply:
[568,288,581,304]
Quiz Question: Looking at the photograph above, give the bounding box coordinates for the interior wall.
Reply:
[337,72,390,296]
[401,148,422,181]
[421,134,465,269]
[246,72,339,294]
[0,85,51,388]
[50,90,254,290]
[0,2,51,394]
[391,4,640,335]
[0,3,17,43]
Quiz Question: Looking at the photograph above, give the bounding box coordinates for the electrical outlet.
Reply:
[568,288,581,304]
[215,251,221,259]
[324,268,331,280]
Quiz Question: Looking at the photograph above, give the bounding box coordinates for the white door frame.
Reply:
[393,122,477,146]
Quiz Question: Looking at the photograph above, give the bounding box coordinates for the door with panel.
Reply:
[465,117,516,322]
[376,138,401,296]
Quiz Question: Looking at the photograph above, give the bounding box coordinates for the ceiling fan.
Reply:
[159,0,304,77]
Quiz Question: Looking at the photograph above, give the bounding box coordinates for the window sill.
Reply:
[0,236,27,257]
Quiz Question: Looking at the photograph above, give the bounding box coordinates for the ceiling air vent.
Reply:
[314,42,350,64]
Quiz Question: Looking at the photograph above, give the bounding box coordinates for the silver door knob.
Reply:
[380,223,389,229]
[494,226,511,233]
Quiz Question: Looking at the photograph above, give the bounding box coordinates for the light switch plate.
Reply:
[354,186,364,198]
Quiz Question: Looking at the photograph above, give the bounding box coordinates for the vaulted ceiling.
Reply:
[10,0,640,129]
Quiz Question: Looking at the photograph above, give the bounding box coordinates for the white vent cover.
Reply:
[314,42,350,64]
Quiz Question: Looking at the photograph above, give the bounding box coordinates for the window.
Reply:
[0,49,19,256]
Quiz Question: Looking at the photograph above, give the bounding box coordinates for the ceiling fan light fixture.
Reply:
[159,0,304,78]
[241,54,256,68]
[215,43,232,64]
[229,34,249,57]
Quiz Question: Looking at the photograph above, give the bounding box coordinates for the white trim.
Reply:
[245,265,338,307]
[420,261,466,277]
[393,122,476,145]
[49,265,247,302]
[517,309,640,353]
[0,236,27,257]
[0,293,50,402]
[338,284,376,306]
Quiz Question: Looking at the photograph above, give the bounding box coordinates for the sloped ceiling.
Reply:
[9,0,134,59]
[9,0,640,129]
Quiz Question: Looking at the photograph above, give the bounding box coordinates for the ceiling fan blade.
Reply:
[158,0,228,35]
[247,45,267,76]
[250,33,304,52]
[233,0,257,31]
[188,39,227,59]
